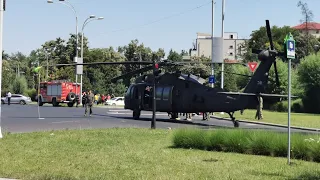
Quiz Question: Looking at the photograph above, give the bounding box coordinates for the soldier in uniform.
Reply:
[82,91,87,107]
[84,90,94,117]
[255,95,263,120]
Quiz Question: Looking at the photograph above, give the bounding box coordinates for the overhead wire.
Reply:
[101,1,212,35]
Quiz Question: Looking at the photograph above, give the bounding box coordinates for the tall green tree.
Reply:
[297,53,320,113]
[118,39,165,87]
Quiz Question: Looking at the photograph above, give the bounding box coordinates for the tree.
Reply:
[118,39,165,87]
[297,53,320,113]
[295,33,319,62]
[12,76,28,95]
[297,1,314,55]
[2,60,15,94]
[241,25,300,62]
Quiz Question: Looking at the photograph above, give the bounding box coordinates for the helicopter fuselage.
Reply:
[124,73,245,113]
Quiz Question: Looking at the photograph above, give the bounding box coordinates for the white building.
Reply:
[189,32,247,61]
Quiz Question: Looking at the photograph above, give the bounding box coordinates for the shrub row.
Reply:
[269,98,304,113]
[172,128,320,163]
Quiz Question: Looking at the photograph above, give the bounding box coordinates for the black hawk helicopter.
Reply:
[110,20,294,127]
[54,20,294,128]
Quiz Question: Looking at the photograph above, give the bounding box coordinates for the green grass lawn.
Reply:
[0,128,319,180]
[215,109,320,129]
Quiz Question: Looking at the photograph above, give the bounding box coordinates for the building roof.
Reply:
[292,22,320,30]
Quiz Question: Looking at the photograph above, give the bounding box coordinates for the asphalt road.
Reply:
[1,104,319,134]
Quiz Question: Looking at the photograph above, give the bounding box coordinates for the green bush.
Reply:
[172,128,209,150]
[269,98,304,113]
[24,89,37,101]
[270,101,288,112]
[172,128,320,163]
[292,98,304,113]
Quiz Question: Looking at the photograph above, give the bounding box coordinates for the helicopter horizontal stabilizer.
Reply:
[217,92,298,98]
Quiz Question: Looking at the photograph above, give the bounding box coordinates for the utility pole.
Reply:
[151,58,157,129]
[46,51,49,80]
[220,0,225,89]
[0,0,4,139]
[211,0,215,88]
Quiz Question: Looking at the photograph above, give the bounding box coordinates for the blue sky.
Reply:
[2,0,320,56]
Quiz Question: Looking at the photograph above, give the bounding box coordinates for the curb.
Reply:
[211,115,320,132]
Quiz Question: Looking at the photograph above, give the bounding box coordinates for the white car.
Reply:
[105,97,125,106]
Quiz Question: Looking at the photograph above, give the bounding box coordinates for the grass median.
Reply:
[0,128,319,180]
[214,109,320,129]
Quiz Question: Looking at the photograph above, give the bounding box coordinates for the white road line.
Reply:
[107,112,128,115]
[107,112,168,116]
[51,120,81,124]
[108,110,130,112]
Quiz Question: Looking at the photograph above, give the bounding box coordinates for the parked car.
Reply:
[1,94,32,105]
[105,97,125,106]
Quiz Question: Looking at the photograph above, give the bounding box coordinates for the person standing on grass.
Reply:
[255,94,263,120]
[84,90,94,117]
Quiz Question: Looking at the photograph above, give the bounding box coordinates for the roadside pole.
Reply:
[0,0,4,139]
[34,66,44,120]
[284,32,295,165]
[220,0,225,89]
[211,0,215,88]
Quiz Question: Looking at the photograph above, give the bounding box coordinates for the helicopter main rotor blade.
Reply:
[110,60,185,83]
[111,65,154,83]
[54,61,154,67]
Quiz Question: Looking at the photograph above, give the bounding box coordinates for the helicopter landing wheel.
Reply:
[133,110,141,120]
[228,112,239,128]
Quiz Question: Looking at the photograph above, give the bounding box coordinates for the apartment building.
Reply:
[189,32,247,61]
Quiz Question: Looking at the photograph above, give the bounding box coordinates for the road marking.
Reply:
[51,120,81,124]
[107,112,128,115]
[108,110,130,112]
[107,112,168,116]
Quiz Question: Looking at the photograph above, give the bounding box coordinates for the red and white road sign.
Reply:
[248,62,258,72]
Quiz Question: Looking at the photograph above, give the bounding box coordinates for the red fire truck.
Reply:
[38,80,80,107]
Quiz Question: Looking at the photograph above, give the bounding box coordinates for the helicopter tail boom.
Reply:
[218,92,298,98]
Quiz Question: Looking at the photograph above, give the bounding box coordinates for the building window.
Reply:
[230,35,234,39]
[229,45,233,49]
[316,30,319,34]
[229,52,233,56]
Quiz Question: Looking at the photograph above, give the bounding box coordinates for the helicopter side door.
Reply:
[155,85,173,112]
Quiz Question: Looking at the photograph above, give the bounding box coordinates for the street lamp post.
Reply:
[80,16,104,105]
[47,0,79,97]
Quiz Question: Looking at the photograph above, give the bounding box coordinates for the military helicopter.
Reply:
[110,20,293,127]
[54,20,293,128]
